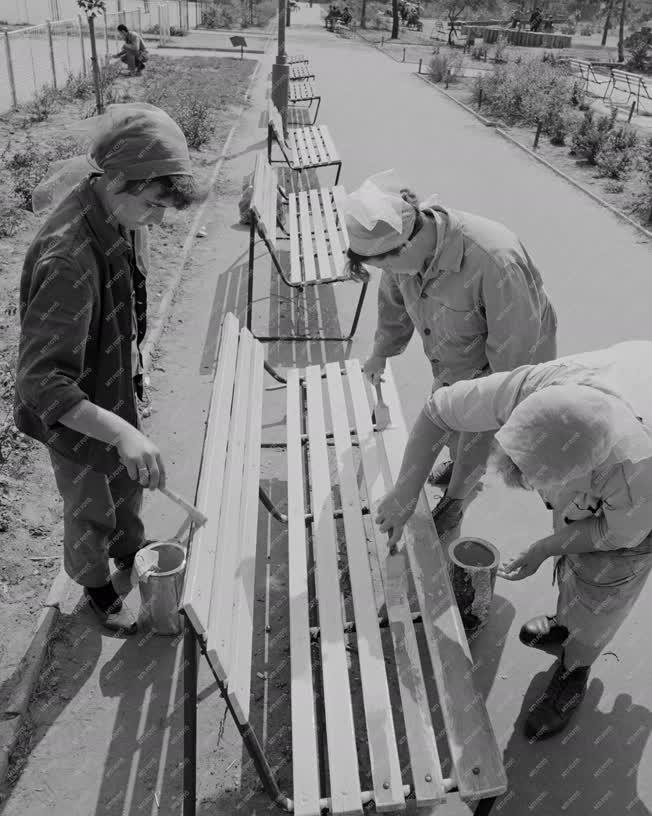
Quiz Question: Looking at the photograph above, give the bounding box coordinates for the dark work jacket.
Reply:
[13,178,148,475]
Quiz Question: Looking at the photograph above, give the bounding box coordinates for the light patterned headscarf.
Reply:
[342,169,417,257]
[494,384,651,490]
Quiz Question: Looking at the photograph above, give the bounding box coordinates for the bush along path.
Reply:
[0,52,256,800]
[421,47,652,231]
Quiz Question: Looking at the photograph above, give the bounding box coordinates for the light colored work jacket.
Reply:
[372,200,558,386]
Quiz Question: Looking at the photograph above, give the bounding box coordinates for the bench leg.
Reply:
[473,797,498,816]
[183,615,198,816]
[334,161,342,185]
[347,280,369,340]
[311,96,321,125]
[246,219,256,333]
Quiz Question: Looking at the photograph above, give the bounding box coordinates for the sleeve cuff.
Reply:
[40,390,88,429]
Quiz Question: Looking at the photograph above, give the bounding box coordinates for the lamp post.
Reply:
[271,0,290,132]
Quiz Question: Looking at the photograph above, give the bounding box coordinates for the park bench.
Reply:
[268,102,342,184]
[290,60,315,80]
[288,54,309,64]
[560,57,607,92]
[289,78,322,125]
[181,312,509,816]
[246,152,367,341]
[603,67,652,113]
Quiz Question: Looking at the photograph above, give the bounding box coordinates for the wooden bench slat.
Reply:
[323,186,348,278]
[205,330,256,682]
[300,127,320,167]
[380,372,508,803]
[288,194,302,285]
[251,153,267,228]
[181,314,240,637]
[345,360,446,808]
[287,369,322,816]
[318,125,339,163]
[308,189,331,282]
[227,335,265,723]
[325,364,406,812]
[297,191,317,283]
[305,365,363,816]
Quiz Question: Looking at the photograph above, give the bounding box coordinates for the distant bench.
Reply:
[604,67,652,112]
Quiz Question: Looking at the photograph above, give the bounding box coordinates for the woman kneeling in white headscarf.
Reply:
[342,170,558,539]
[376,340,652,740]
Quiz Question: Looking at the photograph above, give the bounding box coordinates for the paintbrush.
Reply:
[374,381,391,430]
[159,486,208,528]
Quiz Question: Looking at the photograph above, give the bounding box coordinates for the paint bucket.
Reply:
[135,541,187,636]
[447,537,500,636]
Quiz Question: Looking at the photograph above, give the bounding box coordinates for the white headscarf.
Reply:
[342,169,417,257]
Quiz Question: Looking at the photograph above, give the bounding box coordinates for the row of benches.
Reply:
[563,57,652,113]
[180,49,508,816]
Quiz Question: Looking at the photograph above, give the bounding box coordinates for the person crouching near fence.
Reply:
[376,340,652,739]
[342,170,558,542]
[14,103,198,635]
[113,23,149,76]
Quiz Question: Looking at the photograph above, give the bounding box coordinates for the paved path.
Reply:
[3,8,652,816]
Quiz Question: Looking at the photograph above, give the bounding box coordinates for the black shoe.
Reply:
[525,657,590,740]
[428,460,454,487]
[519,614,569,651]
[84,585,137,634]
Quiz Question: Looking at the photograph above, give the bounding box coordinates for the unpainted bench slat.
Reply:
[323,186,348,278]
[181,314,240,636]
[318,125,339,163]
[287,369,322,816]
[380,373,508,803]
[325,364,406,812]
[269,103,294,168]
[345,360,447,808]
[265,163,277,248]
[288,195,302,285]
[251,153,268,232]
[308,189,331,282]
[300,127,320,168]
[228,334,265,723]
[297,191,317,283]
[304,365,363,816]
[206,330,256,682]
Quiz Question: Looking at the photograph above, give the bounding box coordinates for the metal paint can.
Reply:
[447,537,500,636]
[135,541,187,636]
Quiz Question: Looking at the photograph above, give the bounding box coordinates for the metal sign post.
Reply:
[271,0,290,132]
[230,34,247,58]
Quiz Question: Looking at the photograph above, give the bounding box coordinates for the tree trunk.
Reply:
[360,0,367,28]
[601,0,613,46]
[391,0,399,38]
[617,0,626,62]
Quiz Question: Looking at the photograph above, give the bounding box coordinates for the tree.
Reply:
[77,0,106,114]
[360,0,367,28]
[391,0,399,38]
[618,0,627,61]
[602,0,614,44]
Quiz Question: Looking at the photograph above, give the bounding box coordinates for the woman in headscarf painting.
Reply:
[113,23,149,76]
[14,103,198,635]
[342,170,558,539]
[376,341,652,739]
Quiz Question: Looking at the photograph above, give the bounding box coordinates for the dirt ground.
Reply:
[0,55,255,745]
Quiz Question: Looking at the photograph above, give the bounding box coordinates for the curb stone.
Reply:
[0,47,269,795]
[413,72,652,242]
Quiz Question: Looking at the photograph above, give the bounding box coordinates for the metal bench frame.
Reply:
[288,79,322,125]
[181,314,508,816]
[246,153,366,342]
[603,67,652,113]
[267,102,342,185]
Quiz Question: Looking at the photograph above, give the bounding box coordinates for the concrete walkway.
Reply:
[3,6,652,816]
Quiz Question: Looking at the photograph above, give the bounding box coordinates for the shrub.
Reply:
[595,125,639,178]
[146,23,160,34]
[7,138,78,210]
[580,24,593,36]
[604,179,625,193]
[170,25,187,36]
[61,70,94,101]
[560,22,576,34]
[201,1,240,28]
[493,34,508,63]
[624,28,652,72]
[471,45,487,60]
[26,86,59,121]
[429,52,462,83]
[476,57,576,127]
[643,136,652,222]
[255,0,275,25]
[570,108,617,164]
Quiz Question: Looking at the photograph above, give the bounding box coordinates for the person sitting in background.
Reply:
[529,6,543,31]
[341,5,352,25]
[376,340,652,740]
[112,23,148,76]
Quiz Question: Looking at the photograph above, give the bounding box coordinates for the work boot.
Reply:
[519,614,569,651]
[84,584,137,635]
[524,655,590,741]
[428,459,454,487]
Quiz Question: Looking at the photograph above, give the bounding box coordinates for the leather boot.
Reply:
[525,653,590,740]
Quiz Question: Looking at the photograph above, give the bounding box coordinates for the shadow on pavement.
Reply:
[497,675,652,815]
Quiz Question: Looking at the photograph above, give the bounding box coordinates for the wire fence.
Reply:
[1,0,201,25]
[0,2,202,113]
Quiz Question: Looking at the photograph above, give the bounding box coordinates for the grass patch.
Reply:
[142,55,255,148]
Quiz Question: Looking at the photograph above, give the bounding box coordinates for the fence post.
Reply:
[478,87,483,109]
[418,57,422,73]
[628,99,636,122]
[46,20,57,89]
[158,4,164,45]
[445,67,450,88]
[3,31,17,109]
[402,46,406,62]
[533,120,543,149]
[103,13,109,63]
[78,14,87,75]
[178,0,183,30]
